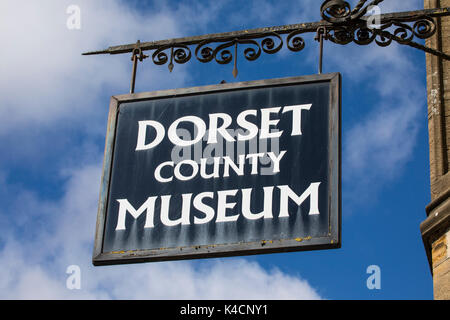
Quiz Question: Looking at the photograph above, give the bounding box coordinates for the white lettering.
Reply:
[260,107,283,139]
[136,120,165,151]
[160,194,191,226]
[216,189,239,222]
[200,157,220,179]
[135,104,313,150]
[115,183,321,230]
[266,151,287,173]
[236,109,258,141]
[241,187,274,220]
[223,155,245,177]
[278,182,321,217]
[116,197,157,230]
[193,192,215,224]
[282,104,312,136]
[246,153,264,175]
[154,161,174,183]
[174,160,199,181]
[208,113,235,143]
[168,116,206,147]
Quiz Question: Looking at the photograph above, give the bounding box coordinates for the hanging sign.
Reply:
[93,73,341,265]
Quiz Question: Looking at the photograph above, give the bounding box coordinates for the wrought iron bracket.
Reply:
[130,40,148,94]
[315,26,330,74]
[320,1,450,60]
[83,1,450,82]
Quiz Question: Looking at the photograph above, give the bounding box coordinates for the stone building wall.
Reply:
[421,0,450,301]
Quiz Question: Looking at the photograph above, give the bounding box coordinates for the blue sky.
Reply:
[0,0,433,299]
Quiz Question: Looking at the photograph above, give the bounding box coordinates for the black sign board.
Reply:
[93,73,341,266]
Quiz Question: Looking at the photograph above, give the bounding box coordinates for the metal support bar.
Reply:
[315,27,328,74]
[129,40,148,94]
[130,52,138,94]
[319,30,324,74]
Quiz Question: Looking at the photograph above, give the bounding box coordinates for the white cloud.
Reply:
[0,0,208,136]
[345,104,420,173]
[331,44,426,208]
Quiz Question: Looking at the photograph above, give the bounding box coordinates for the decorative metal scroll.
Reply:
[320,0,444,59]
[328,17,436,47]
[320,0,385,24]
[82,0,450,90]
[150,31,306,76]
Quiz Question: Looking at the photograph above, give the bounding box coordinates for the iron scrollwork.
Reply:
[320,0,385,24]
[152,45,192,72]
[320,0,446,59]
[195,33,285,77]
[152,32,303,76]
